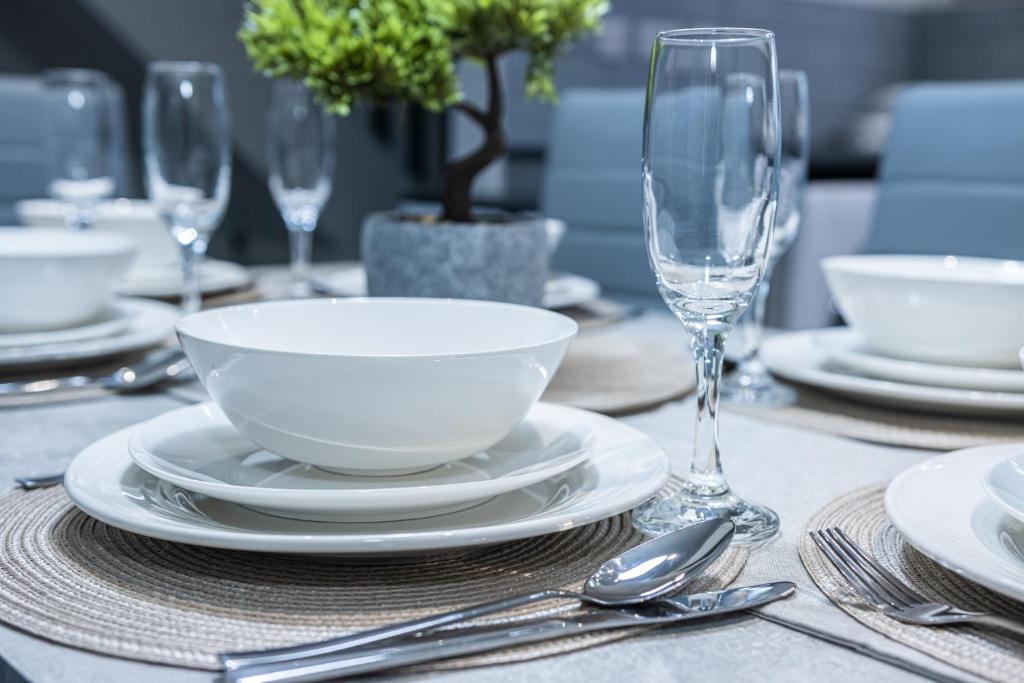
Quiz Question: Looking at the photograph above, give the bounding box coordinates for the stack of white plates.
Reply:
[314,262,601,311]
[65,299,669,555]
[887,444,1024,602]
[762,329,1024,417]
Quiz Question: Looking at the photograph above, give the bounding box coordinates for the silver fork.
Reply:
[811,527,1024,638]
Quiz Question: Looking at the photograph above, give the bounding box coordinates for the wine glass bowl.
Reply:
[142,61,232,314]
[632,28,782,543]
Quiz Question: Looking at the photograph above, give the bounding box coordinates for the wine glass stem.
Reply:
[287,228,313,298]
[688,328,729,497]
[178,236,208,315]
[734,266,772,375]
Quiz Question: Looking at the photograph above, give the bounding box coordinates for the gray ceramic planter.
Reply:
[361,212,551,306]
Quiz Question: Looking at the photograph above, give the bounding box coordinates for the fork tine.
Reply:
[809,530,889,610]
[821,528,912,609]
[831,527,928,606]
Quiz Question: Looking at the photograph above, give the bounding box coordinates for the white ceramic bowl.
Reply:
[176,298,578,474]
[17,198,177,268]
[822,255,1024,368]
[0,228,138,332]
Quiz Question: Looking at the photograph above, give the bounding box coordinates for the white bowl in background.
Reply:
[16,198,177,268]
[0,228,138,332]
[822,255,1024,368]
[176,298,578,475]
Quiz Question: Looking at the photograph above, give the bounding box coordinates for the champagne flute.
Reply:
[142,61,231,315]
[722,70,810,405]
[632,28,781,543]
[266,79,336,297]
[42,69,119,230]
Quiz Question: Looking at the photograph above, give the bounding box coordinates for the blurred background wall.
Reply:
[0,0,1022,270]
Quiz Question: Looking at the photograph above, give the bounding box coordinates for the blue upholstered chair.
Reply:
[0,73,130,225]
[539,88,657,304]
[867,81,1024,259]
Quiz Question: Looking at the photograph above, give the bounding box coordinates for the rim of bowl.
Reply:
[0,228,139,257]
[175,298,580,360]
[822,254,1024,286]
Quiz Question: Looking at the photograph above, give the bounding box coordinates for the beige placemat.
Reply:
[543,335,695,415]
[800,484,1024,682]
[0,480,747,671]
[731,386,1024,451]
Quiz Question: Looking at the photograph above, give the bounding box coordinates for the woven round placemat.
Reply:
[0,480,746,672]
[543,335,695,415]
[732,386,1024,451]
[800,484,1024,682]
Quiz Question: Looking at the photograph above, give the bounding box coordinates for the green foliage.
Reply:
[239,0,609,114]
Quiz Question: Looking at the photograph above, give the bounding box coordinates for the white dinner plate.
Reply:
[65,404,669,554]
[128,401,595,522]
[814,328,1024,393]
[0,302,133,348]
[117,260,251,298]
[0,299,179,371]
[314,262,601,310]
[885,444,1024,602]
[762,330,1024,416]
[982,455,1024,524]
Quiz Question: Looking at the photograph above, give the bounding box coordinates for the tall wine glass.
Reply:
[142,62,231,315]
[632,28,781,543]
[266,79,336,297]
[42,69,119,230]
[722,70,810,405]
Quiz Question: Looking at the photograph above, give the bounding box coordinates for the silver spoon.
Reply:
[0,348,192,398]
[220,517,736,671]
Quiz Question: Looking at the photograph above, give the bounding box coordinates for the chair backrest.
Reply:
[539,88,656,299]
[867,81,1024,259]
[0,73,130,225]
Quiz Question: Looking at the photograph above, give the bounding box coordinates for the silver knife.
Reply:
[224,581,795,683]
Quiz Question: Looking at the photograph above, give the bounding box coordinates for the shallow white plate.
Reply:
[982,455,1024,524]
[0,299,179,370]
[0,302,133,348]
[65,405,669,554]
[885,444,1024,602]
[814,328,1024,393]
[762,330,1024,416]
[117,260,251,298]
[315,262,601,310]
[128,402,594,522]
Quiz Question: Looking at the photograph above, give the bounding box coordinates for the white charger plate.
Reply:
[315,262,601,310]
[128,401,595,522]
[982,455,1024,524]
[117,260,251,298]
[0,302,133,348]
[65,404,669,554]
[0,299,179,370]
[762,330,1024,416]
[885,444,1024,602]
[814,328,1024,393]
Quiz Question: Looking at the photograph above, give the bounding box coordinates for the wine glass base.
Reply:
[631,486,780,544]
[721,369,797,407]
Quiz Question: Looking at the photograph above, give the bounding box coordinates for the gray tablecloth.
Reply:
[0,311,992,683]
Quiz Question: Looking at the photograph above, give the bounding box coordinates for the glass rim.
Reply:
[42,67,111,84]
[655,27,774,45]
[147,60,223,76]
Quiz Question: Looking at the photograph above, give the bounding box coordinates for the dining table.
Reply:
[0,271,998,683]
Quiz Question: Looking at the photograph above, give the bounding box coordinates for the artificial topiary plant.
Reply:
[240,0,608,222]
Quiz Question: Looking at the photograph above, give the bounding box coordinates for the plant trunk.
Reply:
[441,56,505,223]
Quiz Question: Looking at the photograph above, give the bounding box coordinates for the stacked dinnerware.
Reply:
[0,228,179,370]
[63,299,670,555]
[16,199,252,300]
[760,254,1024,417]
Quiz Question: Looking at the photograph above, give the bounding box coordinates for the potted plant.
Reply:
[240,0,608,305]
